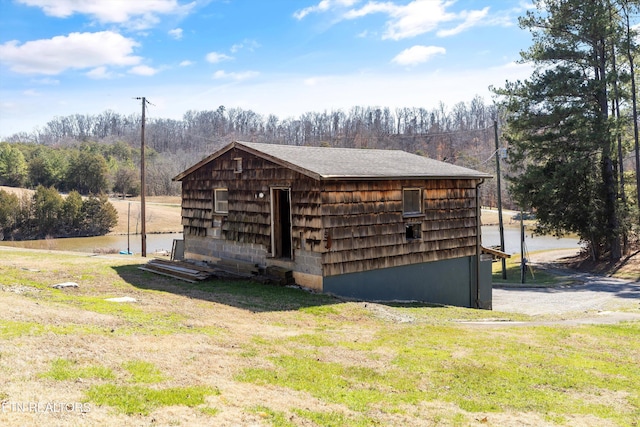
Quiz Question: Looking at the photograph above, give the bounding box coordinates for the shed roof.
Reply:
[173,141,492,181]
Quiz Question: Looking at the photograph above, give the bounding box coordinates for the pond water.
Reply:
[0,225,580,257]
[481,225,581,255]
[0,233,183,255]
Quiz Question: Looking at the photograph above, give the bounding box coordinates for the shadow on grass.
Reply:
[112,263,448,313]
[112,263,342,313]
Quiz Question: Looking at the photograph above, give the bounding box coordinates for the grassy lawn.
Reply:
[0,248,639,426]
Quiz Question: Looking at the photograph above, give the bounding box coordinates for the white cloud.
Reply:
[297,0,492,41]
[437,8,489,37]
[0,31,141,75]
[213,70,260,81]
[392,45,446,66]
[343,2,396,20]
[168,28,184,40]
[23,89,40,96]
[18,0,195,30]
[179,60,194,67]
[380,1,456,40]
[293,0,359,20]
[230,39,261,53]
[129,65,158,76]
[206,52,233,64]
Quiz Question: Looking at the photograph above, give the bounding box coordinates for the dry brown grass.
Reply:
[108,197,182,235]
[0,185,34,197]
[125,195,182,205]
[481,208,536,227]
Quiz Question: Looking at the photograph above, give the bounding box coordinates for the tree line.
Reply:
[5,97,498,153]
[0,186,117,240]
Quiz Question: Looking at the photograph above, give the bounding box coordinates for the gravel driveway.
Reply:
[493,275,640,315]
[489,250,640,323]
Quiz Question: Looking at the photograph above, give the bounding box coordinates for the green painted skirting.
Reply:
[323,256,492,308]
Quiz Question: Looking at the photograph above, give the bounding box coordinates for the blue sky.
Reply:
[0,0,537,138]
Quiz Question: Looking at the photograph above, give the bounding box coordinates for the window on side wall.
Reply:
[403,188,422,216]
[214,188,228,214]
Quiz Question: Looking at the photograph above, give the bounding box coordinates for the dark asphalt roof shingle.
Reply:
[173,141,492,181]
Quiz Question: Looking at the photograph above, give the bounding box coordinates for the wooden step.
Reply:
[215,257,260,277]
[139,258,213,283]
[139,258,295,286]
[265,265,295,286]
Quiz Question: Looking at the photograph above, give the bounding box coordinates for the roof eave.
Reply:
[319,174,493,181]
[172,140,493,183]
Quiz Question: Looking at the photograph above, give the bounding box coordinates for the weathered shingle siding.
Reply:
[320,179,480,276]
[181,148,323,254]
[181,169,214,237]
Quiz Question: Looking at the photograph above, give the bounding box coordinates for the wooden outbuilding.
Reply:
[173,141,493,308]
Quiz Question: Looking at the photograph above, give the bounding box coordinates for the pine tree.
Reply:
[494,0,638,260]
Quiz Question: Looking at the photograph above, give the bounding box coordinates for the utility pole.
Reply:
[136,97,148,257]
[494,120,506,279]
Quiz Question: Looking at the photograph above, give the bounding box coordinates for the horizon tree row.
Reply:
[3,97,501,154]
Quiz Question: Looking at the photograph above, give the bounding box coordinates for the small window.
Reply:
[214,188,228,214]
[406,223,421,240]
[403,188,422,216]
[233,157,243,173]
